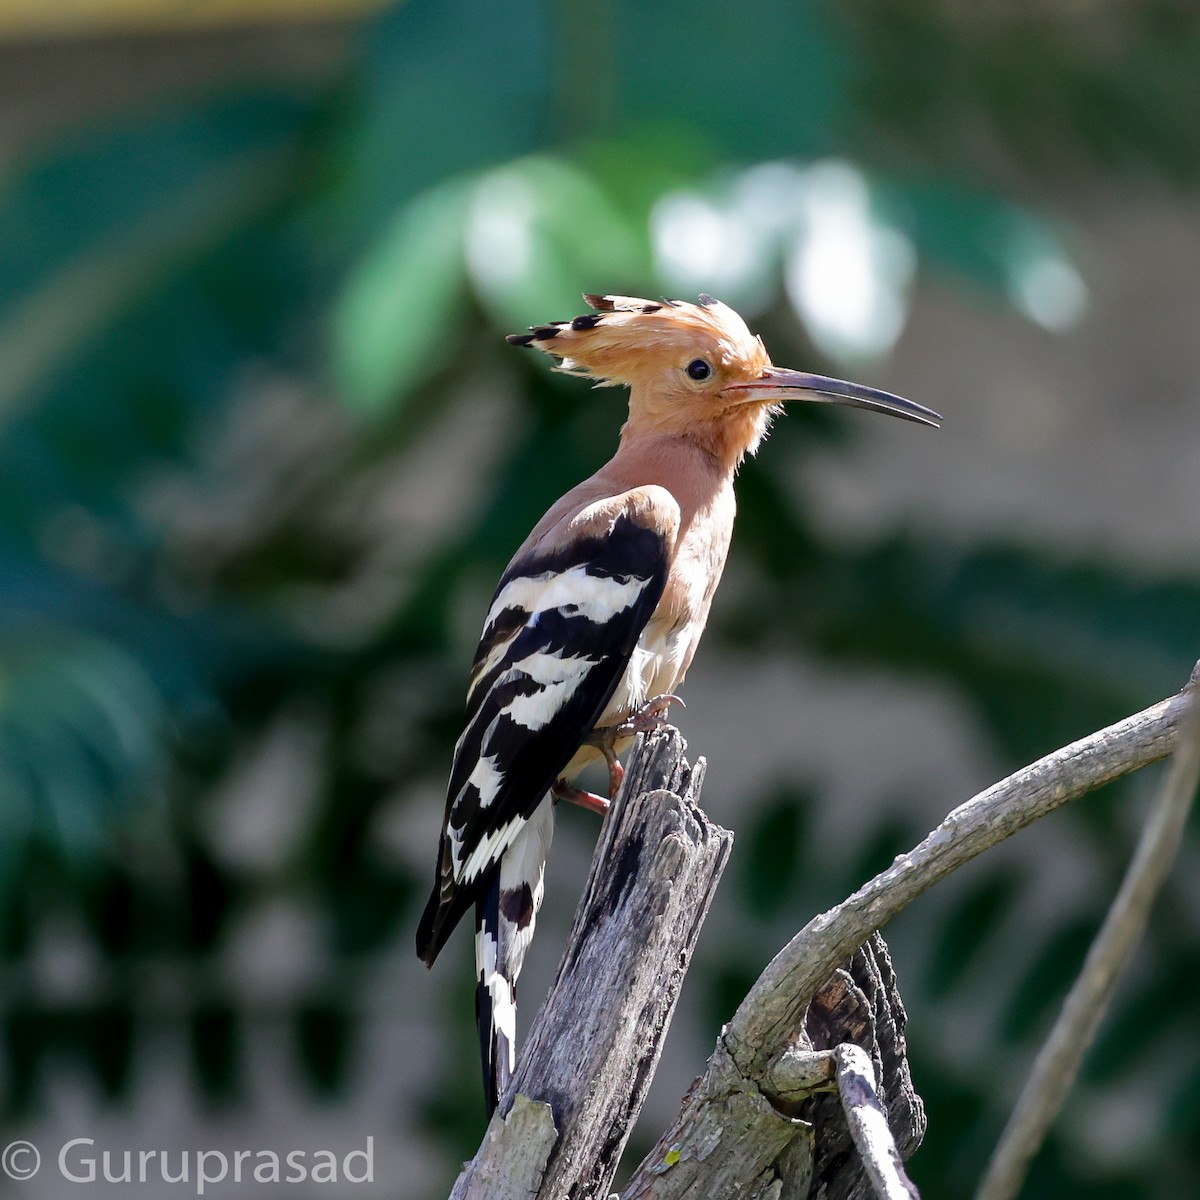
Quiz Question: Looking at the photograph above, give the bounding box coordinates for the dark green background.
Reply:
[1,2,1198,1196]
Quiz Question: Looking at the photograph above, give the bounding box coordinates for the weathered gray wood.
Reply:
[621,679,1194,1200]
[620,1042,808,1200]
[449,1095,558,1200]
[801,935,925,1200]
[724,684,1193,1081]
[834,1044,919,1200]
[447,727,733,1200]
[448,671,1196,1200]
[620,934,922,1200]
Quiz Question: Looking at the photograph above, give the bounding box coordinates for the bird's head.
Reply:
[508,294,939,467]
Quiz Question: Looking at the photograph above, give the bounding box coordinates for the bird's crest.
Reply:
[507,293,768,387]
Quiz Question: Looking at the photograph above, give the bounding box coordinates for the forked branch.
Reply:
[447,669,1197,1200]
[723,678,1194,1079]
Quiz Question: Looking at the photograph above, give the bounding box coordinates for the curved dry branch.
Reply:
[975,683,1200,1200]
[723,680,1194,1078]
[448,668,1197,1200]
[623,673,1195,1200]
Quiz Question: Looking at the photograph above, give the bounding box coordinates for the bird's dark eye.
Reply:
[686,358,712,381]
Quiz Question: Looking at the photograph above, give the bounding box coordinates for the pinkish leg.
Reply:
[552,780,609,815]
[585,693,686,802]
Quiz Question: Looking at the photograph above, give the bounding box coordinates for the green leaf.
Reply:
[467,156,650,331]
[332,177,471,414]
[0,94,307,430]
[0,627,169,875]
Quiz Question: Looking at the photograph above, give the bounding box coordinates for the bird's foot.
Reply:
[609,693,685,742]
[552,780,610,816]
[584,694,685,799]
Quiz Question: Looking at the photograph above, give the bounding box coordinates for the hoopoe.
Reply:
[416,294,940,1115]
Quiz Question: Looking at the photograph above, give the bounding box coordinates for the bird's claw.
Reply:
[579,694,686,802]
[610,692,685,741]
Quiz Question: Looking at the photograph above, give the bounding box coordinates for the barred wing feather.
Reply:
[416,509,670,965]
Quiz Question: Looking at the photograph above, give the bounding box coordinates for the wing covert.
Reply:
[416,499,674,965]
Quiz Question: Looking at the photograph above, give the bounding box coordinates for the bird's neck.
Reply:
[606,429,737,517]
[619,402,771,477]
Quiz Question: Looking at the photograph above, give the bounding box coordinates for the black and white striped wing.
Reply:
[416,510,669,965]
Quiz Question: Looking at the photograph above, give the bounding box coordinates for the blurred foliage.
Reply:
[0,0,1198,1197]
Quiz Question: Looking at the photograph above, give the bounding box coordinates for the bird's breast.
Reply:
[601,485,735,725]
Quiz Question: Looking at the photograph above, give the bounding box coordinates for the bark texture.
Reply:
[449,728,733,1200]
[445,674,1196,1200]
[621,932,923,1200]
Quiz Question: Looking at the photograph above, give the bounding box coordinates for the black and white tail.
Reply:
[473,799,553,1116]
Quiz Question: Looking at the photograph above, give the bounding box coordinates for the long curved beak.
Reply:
[725,366,941,428]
